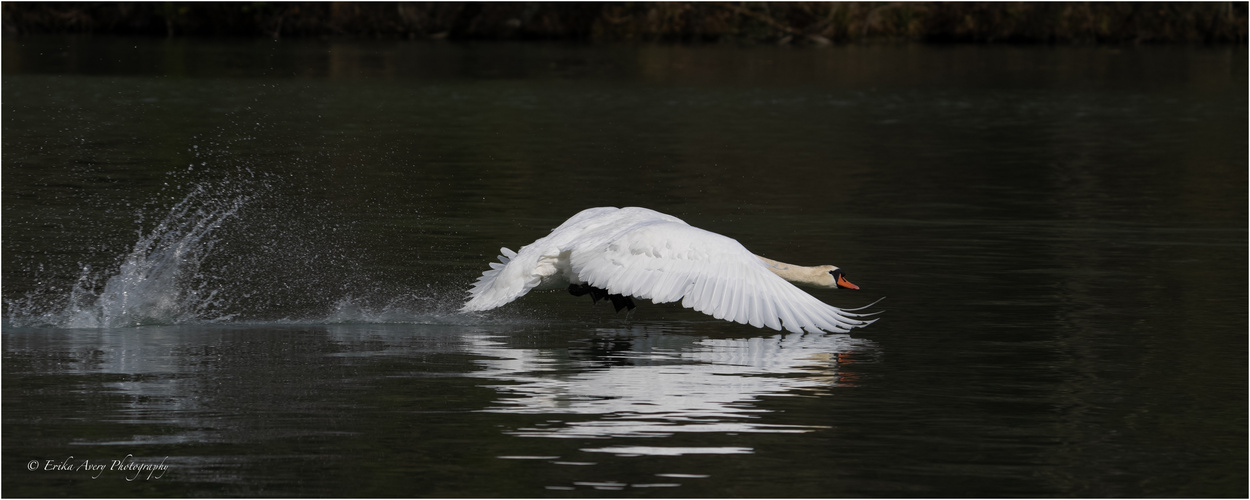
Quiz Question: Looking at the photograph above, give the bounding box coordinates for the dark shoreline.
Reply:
[3,2,1246,44]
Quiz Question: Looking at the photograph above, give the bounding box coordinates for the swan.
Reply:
[461,207,876,333]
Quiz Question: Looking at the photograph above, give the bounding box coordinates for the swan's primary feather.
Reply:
[461,207,873,333]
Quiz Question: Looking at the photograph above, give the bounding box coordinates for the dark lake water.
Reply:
[3,37,1246,497]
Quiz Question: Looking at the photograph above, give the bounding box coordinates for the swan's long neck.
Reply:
[755,255,827,286]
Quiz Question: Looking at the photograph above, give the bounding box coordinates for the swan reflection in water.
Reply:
[4,321,875,457]
[468,325,878,443]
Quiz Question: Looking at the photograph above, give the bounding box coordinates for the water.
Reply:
[3,37,1246,497]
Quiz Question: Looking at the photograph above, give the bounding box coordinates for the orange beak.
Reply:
[836,275,860,290]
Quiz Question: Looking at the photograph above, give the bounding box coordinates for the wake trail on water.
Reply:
[3,177,479,329]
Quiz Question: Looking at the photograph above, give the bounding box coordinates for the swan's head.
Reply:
[755,255,861,289]
[815,266,860,290]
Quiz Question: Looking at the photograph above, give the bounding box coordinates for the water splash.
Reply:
[7,182,249,328]
[3,174,484,328]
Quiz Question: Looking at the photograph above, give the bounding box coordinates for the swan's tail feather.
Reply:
[461,248,522,312]
[461,246,556,313]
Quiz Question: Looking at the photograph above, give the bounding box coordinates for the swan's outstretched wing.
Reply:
[568,221,873,333]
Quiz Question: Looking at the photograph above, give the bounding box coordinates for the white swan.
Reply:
[461,207,876,333]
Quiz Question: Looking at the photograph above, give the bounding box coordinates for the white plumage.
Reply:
[461,207,876,333]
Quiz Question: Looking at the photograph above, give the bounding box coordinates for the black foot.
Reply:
[568,284,636,312]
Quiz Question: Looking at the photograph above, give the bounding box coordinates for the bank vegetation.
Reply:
[3,2,1246,44]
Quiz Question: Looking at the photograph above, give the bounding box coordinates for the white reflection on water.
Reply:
[582,445,754,456]
[5,320,876,457]
[0,328,213,446]
[468,326,877,440]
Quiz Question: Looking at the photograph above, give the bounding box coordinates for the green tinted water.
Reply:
[3,37,1246,496]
